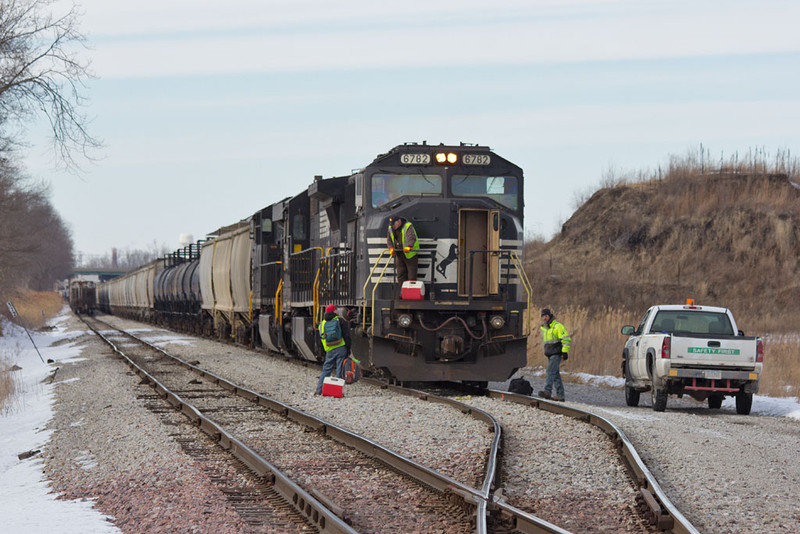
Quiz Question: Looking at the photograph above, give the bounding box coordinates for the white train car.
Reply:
[199,221,253,342]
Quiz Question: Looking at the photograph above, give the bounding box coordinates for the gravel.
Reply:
[40,314,800,533]
[464,396,652,533]
[495,369,800,533]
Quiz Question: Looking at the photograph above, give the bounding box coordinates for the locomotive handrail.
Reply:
[464,248,532,336]
[465,249,522,299]
[290,246,323,320]
[369,258,393,335]
[317,248,356,313]
[313,254,324,325]
[361,248,391,331]
[509,250,532,336]
[274,279,283,328]
[316,247,336,325]
[259,260,282,307]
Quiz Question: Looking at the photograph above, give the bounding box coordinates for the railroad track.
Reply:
[476,388,700,534]
[86,314,700,533]
[81,315,500,532]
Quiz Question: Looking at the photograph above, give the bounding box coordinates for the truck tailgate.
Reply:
[670,335,758,368]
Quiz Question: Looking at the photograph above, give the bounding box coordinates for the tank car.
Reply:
[69,280,97,315]
[153,241,202,333]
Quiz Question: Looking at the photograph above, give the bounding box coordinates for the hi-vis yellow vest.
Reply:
[541,320,571,354]
[387,221,419,259]
[319,317,346,352]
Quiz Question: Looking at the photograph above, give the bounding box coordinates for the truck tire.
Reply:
[735,391,753,415]
[708,395,723,409]
[623,359,640,406]
[625,386,640,407]
[651,387,668,412]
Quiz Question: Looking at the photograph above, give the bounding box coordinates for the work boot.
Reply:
[538,390,551,399]
[552,395,565,402]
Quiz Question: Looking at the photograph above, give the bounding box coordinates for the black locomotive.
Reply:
[99,142,532,384]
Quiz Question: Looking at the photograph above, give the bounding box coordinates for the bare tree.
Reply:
[0,157,73,297]
[78,242,172,271]
[0,0,99,168]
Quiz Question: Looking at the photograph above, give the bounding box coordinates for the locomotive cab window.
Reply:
[452,175,519,210]
[370,173,442,207]
[292,214,306,240]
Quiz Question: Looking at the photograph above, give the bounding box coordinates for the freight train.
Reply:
[69,280,96,315]
[98,142,532,384]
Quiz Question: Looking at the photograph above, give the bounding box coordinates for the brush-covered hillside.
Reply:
[529,166,800,326]
[524,151,800,395]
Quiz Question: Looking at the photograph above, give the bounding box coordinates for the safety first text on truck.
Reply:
[620,300,763,414]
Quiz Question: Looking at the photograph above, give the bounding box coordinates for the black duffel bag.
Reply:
[509,377,533,396]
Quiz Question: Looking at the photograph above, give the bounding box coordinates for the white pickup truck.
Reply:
[620,301,763,414]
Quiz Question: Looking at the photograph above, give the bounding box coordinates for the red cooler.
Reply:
[322,377,345,398]
[401,281,425,300]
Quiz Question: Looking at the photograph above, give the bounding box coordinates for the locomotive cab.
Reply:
[353,143,531,383]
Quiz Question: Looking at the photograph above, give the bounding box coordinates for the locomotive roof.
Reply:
[369,141,519,172]
[377,141,492,159]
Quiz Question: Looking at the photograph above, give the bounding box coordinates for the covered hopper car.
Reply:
[98,142,532,384]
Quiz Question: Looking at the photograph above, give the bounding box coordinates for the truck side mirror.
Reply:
[738,329,745,336]
[621,325,635,335]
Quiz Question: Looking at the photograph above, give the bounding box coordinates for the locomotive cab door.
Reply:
[458,208,500,297]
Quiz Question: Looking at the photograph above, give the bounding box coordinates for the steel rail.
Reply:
[81,317,356,534]
[360,378,502,534]
[85,317,492,533]
[485,388,701,534]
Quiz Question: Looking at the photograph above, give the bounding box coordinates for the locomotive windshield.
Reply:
[371,173,442,207]
[451,175,519,210]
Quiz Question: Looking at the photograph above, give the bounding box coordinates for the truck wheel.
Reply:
[708,395,723,409]
[625,386,640,407]
[651,387,667,412]
[623,358,640,406]
[735,391,753,415]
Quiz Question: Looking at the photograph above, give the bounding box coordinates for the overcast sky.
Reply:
[20,0,800,259]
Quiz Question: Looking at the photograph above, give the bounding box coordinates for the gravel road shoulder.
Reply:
[496,370,800,533]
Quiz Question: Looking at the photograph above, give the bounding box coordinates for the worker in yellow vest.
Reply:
[386,216,420,284]
[539,308,571,402]
[315,304,349,395]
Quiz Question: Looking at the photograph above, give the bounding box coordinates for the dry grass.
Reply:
[754,335,799,398]
[0,290,64,411]
[2,290,64,329]
[0,349,22,415]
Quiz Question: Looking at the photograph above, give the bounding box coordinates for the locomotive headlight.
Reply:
[397,314,413,328]
[489,315,505,330]
[435,152,458,164]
